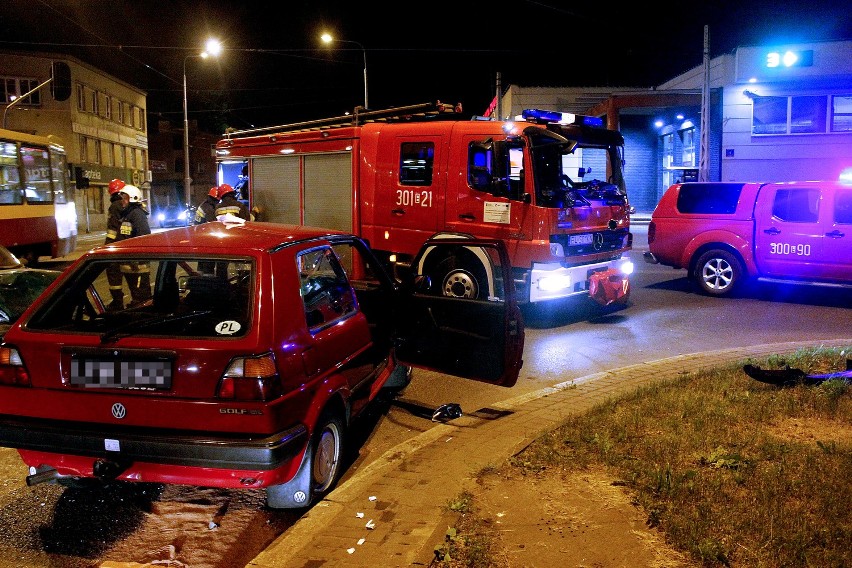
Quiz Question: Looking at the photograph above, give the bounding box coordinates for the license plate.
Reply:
[569,233,594,245]
[70,359,172,389]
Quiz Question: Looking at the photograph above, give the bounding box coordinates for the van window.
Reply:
[675,183,744,214]
[772,188,820,223]
[835,191,852,224]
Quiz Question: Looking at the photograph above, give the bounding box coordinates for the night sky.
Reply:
[2,0,849,132]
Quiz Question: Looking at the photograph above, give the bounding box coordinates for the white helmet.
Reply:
[121,185,142,203]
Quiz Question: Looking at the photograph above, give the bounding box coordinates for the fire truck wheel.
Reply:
[431,255,488,299]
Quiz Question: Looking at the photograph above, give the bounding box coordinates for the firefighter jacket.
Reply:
[117,203,152,241]
[193,195,219,224]
[104,193,124,244]
[215,193,250,221]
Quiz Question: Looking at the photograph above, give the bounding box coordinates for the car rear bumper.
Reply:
[0,414,308,471]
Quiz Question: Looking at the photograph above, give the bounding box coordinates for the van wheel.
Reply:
[694,250,742,296]
[311,411,345,496]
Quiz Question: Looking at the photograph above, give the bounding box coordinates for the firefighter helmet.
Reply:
[218,183,235,197]
[120,185,143,203]
[108,178,126,195]
[209,186,220,199]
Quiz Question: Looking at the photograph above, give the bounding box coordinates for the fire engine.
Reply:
[215,101,634,306]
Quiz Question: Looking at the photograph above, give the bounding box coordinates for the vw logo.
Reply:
[111,403,127,419]
[593,233,604,251]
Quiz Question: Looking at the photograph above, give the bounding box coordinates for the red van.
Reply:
[645,181,852,296]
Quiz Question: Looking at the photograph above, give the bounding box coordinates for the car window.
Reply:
[676,183,744,214]
[25,257,254,338]
[297,246,358,331]
[835,191,852,224]
[771,188,820,223]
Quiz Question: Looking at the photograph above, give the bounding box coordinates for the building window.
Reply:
[123,102,132,126]
[752,94,840,135]
[90,89,98,115]
[78,134,88,163]
[76,84,85,111]
[681,128,695,167]
[114,144,125,168]
[661,133,674,191]
[115,99,124,123]
[831,95,852,133]
[790,96,827,134]
[1,77,41,105]
[101,141,113,167]
[103,94,112,120]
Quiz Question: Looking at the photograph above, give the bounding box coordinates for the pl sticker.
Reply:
[215,321,241,335]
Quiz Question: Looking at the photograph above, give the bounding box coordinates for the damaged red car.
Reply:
[0,222,524,508]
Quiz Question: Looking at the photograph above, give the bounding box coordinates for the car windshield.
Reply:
[25,257,254,339]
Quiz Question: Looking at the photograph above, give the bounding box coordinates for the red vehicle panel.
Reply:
[0,221,524,508]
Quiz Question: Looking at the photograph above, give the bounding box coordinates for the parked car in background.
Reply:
[645,181,852,296]
[0,221,524,509]
[154,204,194,228]
[0,245,61,339]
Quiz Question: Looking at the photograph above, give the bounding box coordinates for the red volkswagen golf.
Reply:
[0,222,524,508]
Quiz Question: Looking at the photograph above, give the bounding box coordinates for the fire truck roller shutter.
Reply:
[251,156,302,224]
[303,153,352,233]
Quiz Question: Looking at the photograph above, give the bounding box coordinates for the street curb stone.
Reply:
[246,339,852,567]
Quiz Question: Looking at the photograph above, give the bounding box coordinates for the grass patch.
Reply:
[433,347,852,568]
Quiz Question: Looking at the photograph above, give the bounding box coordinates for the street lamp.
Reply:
[320,32,368,110]
[183,38,222,209]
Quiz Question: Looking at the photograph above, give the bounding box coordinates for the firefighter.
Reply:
[214,183,251,221]
[105,178,127,310]
[193,186,219,224]
[116,185,153,307]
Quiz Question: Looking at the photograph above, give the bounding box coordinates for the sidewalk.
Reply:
[247,338,852,567]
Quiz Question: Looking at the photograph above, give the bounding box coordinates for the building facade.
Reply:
[1,50,149,233]
[501,39,852,215]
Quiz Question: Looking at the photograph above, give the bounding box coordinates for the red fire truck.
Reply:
[215,102,634,306]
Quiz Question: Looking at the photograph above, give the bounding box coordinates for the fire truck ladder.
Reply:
[222,101,462,139]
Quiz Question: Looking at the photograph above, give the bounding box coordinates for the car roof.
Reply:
[101,222,349,255]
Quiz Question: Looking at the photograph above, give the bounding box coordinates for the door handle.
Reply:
[459,213,475,221]
[391,209,405,216]
[763,227,781,235]
[825,230,845,238]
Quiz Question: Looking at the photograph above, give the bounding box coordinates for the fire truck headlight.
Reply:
[538,274,572,292]
[620,259,635,276]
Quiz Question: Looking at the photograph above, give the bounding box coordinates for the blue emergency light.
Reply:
[521,109,604,128]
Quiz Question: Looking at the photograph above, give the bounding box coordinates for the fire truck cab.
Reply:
[216,102,634,307]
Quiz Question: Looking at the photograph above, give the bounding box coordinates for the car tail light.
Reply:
[0,346,31,386]
[217,353,282,401]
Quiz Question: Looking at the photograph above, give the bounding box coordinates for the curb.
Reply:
[247,339,852,567]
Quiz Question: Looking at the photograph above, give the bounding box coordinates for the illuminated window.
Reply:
[1,76,41,105]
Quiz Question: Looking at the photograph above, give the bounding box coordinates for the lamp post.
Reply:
[182,38,222,208]
[320,32,368,110]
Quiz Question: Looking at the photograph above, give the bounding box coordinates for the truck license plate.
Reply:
[569,234,594,245]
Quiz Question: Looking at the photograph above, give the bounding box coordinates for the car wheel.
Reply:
[311,411,345,497]
[694,249,743,296]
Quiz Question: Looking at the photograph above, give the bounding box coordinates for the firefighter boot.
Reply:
[108,288,125,311]
[128,273,152,307]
